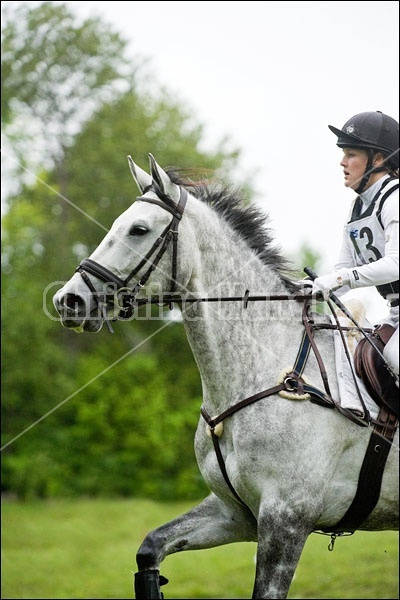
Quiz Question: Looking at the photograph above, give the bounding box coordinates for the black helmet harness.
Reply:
[353,148,388,195]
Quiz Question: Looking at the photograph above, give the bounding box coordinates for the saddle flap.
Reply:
[354,324,398,416]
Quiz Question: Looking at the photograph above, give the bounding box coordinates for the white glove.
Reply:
[312,269,350,300]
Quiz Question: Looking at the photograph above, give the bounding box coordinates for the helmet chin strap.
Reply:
[355,149,387,194]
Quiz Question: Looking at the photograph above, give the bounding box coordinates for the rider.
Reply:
[312,110,399,383]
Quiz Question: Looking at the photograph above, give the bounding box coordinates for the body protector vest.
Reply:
[346,177,399,299]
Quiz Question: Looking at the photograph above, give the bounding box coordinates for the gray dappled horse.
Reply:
[53,155,398,599]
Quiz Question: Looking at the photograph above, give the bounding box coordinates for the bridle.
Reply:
[76,186,188,332]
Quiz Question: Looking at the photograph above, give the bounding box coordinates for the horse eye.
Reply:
[129,225,148,237]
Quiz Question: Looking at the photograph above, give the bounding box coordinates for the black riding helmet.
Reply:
[329,111,399,193]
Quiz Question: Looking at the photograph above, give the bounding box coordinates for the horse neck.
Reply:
[181,205,303,410]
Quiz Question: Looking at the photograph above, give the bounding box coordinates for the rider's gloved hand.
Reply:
[312,269,349,300]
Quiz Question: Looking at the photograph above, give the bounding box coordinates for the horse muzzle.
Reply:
[53,278,105,333]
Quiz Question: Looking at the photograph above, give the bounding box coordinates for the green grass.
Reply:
[1,497,398,599]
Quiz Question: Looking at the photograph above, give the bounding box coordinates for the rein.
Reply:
[74,186,377,432]
[74,184,382,414]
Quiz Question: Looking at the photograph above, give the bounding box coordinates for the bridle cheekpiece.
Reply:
[76,186,188,333]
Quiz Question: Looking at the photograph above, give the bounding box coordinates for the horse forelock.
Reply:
[166,168,295,286]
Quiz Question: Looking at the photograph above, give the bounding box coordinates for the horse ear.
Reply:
[127,156,152,194]
[148,153,180,203]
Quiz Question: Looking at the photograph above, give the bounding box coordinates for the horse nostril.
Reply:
[63,293,85,313]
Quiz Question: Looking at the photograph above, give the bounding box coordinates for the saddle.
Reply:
[354,324,398,417]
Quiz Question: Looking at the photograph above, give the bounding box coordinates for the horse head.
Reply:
[53,155,193,333]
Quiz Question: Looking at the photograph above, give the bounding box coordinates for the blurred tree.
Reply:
[2,0,321,503]
[1,0,131,196]
[1,1,245,500]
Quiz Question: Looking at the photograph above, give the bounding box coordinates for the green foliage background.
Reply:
[1,1,241,501]
[1,2,319,501]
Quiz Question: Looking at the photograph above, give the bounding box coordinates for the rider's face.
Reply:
[340,148,369,190]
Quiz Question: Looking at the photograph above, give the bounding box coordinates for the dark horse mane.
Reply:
[166,168,297,289]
